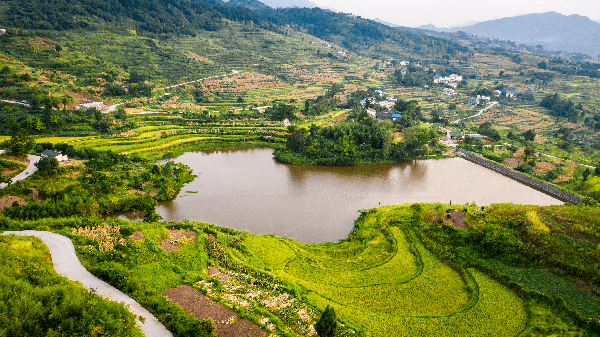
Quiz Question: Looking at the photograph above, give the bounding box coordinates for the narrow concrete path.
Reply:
[452,101,498,124]
[0,151,41,189]
[2,230,173,337]
[1,99,30,107]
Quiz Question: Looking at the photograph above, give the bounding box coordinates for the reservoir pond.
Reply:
[155,148,562,243]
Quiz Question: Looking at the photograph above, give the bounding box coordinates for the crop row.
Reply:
[486,259,600,318]
[292,232,470,317]
[305,269,526,336]
[284,227,417,287]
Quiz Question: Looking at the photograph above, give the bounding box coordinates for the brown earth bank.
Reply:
[0,188,39,210]
[503,157,521,169]
[162,285,270,337]
[0,153,30,166]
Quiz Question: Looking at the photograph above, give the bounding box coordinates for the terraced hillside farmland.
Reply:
[243,207,528,336]
[42,113,288,158]
[3,201,599,336]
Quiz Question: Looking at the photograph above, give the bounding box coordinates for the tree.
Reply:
[266,103,296,121]
[27,117,46,132]
[582,168,591,181]
[315,305,338,337]
[286,128,306,153]
[35,156,59,175]
[522,130,536,142]
[114,105,127,121]
[8,121,35,156]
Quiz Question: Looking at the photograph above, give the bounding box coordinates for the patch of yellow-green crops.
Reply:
[243,207,528,337]
[289,234,469,317]
[243,236,296,270]
[290,212,396,270]
[306,269,526,336]
[283,227,417,287]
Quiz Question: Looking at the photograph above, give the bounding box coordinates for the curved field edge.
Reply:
[242,223,526,331]
[307,268,527,336]
[281,230,471,317]
[281,227,418,287]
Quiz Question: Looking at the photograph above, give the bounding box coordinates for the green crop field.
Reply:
[487,260,600,318]
[2,1,600,335]
[241,207,530,336]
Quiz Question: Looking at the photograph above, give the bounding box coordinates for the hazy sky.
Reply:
[310,0,600,28]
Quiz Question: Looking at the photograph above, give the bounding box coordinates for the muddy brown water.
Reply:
[145,148,563,243]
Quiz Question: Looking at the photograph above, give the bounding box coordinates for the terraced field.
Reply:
[243,209,528,336]
[34,116,289,158]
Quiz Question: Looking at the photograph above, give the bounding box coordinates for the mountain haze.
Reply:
[259,0,317,8]
[450,12,600,57]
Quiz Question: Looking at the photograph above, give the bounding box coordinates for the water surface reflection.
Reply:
[155,148,561,243]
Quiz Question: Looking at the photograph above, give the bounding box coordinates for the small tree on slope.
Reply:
[315,305,339,337]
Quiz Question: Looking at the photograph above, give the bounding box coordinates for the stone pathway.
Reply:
[1,230,173,337]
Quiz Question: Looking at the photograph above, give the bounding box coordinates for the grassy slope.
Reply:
[0,234,143,337]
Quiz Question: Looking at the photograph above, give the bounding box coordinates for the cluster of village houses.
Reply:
[437,74,463,96]
[358,90,404,122]
[434,73,517,105]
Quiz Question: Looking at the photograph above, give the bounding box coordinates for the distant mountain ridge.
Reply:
[374,19,597,62]
[446,12,600,57]
[259,0,317,8]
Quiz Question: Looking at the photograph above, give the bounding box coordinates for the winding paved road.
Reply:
[0,151,41,189]
[1,230,173,337]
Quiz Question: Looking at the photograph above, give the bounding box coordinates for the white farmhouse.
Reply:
[78,102,106,110]
[40,150,68,163]
[468,95,491,105]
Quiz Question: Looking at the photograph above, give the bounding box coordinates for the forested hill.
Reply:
[0,0,469,61]
[264,8,469,60]
[0,0,262,34]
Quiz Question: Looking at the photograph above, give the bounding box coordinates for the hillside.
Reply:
[2,204,600,336]
[449,12,600,58]
[0,0,470,62]
[383,23,598,63]
[2,0,600,335]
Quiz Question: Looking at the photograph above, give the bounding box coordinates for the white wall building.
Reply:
[78,102,106,110]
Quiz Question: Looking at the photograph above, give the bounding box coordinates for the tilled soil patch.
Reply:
[535,161,555,175]
[503,157,521,169]
[207,265,229,284]
[163,285,269,337]
[161,230,197,252]
[445,210,467,229]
